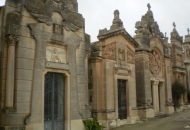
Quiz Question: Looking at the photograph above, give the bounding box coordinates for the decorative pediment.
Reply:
[135,3,164,38]
[24,0,84,31]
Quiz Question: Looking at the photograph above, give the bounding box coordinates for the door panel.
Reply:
[118,79,127,119]
[44,73,65,130]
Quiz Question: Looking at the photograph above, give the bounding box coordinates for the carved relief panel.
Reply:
[127,46,135,64]
[46,44,67,64]
[102,43,116,60]
[53,24,63,35]
[118,49,125,61]
[176,54,183,66]
[149,50,161,74]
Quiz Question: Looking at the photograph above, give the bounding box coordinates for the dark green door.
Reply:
[44,73,65,130]
[118,79,127,119]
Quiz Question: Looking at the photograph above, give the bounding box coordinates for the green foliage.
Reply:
[172,81,186,108]
[83,118,103,130]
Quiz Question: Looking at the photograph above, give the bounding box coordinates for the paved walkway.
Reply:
[111,110,190,130]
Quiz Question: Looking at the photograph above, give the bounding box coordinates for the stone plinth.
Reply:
[138,108,155,119]
[165,106,174,114]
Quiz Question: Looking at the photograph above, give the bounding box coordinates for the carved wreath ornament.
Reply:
[149,50,161,74]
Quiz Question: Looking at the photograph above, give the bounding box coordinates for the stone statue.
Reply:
[173,22,176,29]
[147,3,151,11]
[114,10,120,20]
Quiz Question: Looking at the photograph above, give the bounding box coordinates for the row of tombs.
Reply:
[0,0,190,130]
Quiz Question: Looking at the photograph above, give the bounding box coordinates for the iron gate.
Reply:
[118,79,127,119]
[44,73,65,130]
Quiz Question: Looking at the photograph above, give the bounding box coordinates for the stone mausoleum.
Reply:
[0,0,189,130]
[0,0,90,130]
[89,10,139,126]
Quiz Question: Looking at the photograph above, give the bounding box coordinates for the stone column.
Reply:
[182,73,188,104]
[5,35,17,109]
[153,81,159,113]
[85,52,90,117]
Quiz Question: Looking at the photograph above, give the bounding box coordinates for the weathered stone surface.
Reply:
[18,36,36,49]
[78,84,86,93]
[16,91,31,103]
[46,62,69,70]
[16,58,34,70]
[76,57,85,67]
[77,75,85,84]
[15,69,33,80]
[24,0,84,31]
[16,47,35,60]
[77,66,85,74]
[15,80,32,91]
[16,103,30,113]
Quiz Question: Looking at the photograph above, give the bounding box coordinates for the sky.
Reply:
[0,0,190,42]
[77,0,190,42]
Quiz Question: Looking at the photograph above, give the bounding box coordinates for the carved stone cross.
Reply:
[165,32,167,37]
[187,28,189,35]
[173,22,176,29]
[147,3,151,11]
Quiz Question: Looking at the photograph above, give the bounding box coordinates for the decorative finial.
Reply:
[147,3,151,11]
[165,32,167,37]
[187,28,189,35]
[173,22,176,29]
[114,10,120,20]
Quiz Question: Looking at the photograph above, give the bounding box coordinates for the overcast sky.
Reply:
[1,0,190,42]
[78,0,190,42]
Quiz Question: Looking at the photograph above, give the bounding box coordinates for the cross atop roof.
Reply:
[187,28,189,35]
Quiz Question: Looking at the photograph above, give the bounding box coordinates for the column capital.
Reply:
[153,81,159,86]
[85,52,91,59]
[5,35,18,45]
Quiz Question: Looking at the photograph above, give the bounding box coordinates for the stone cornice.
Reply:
[98,28,139,48]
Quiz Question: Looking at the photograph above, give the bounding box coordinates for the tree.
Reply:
[172,81,186,109]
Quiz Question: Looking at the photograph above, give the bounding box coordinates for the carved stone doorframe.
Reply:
[42,69,71,130]
[151,80,165,114]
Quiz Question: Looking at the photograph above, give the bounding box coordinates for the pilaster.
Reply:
[5,34,18,109]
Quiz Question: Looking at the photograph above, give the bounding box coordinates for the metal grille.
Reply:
[118,79,127,119]
[44,73,65,130]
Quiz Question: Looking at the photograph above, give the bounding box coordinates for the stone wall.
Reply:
[0,0,90,130]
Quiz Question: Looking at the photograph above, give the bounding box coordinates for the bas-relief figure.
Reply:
[46,46,67,63]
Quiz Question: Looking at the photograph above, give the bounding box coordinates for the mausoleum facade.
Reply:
[0,1,189,130]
